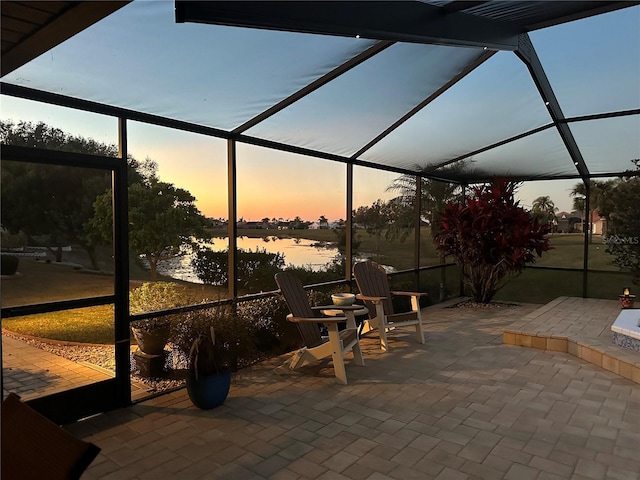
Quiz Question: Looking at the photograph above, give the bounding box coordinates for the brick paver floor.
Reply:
[1,334,114,400]
[2,334,152,401]
[62,299,639,480]
[505,297,640,383]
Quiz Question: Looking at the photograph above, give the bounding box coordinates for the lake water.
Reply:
[154,236,341,284]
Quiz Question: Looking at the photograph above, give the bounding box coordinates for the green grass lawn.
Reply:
[536,234,617,270]
[1,232,630,344]
[1,251,225,344]
[3,305,115,344]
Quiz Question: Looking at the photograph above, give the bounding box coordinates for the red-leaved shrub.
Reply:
[434,178,551,303]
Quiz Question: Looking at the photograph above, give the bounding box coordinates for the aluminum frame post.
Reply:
[583,182,590,298]
[414,175,421,291]
[115,117,131,406]
[346,163,354,283]
[227,138,238,300]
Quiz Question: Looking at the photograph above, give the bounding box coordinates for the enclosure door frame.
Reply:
[1,144,130,424]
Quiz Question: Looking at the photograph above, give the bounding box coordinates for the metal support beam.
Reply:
[421,123,554,175]
[176,1,521,50]
[115,118,131,406]
[414,175,422,291]
[227,139,238,300]
[583,182,590,298]
[1,82,231,140]
[346,163,354,283]
[233,41,393,134]
[459,185,467,297]
[516,33,590,183]
[352,49,496,160]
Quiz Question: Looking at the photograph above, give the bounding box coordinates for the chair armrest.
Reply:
[391,291,428,297]
[287,313,347,324]
[356,294,386,302]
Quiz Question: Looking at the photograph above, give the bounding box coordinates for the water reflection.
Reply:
[154,236,340,283]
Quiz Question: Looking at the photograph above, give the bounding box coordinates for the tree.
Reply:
[352,197,417,251]
[605,160,640,285]
[353,199,390,253]
[570,179,614,242]
[434,178,551,303]
[91,172,207,281]
[1,120,116,267]
[386,172,462,300]
[289,216,309,230]
[1,120,149,269]
[386,174,461,239]
[379,196,415,243]
[332,225,361,252]
[192,247,285,292]
[1,120,118,156]
[531,196,558,229]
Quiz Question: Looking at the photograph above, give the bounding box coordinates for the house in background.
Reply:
[590,212,609,236]
[556,211,584,233]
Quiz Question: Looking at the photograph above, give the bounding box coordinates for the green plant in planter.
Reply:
[187,327,231,409]
[189,327,227,378]
[172,304,259,372]
[129,282,187,355]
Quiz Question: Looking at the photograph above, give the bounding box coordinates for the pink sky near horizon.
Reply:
[1,95,577,220]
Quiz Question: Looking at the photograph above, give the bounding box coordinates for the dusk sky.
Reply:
[1,2,638,221]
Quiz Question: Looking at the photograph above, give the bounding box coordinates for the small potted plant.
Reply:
[187,326,231,409]
[129,282,186,356]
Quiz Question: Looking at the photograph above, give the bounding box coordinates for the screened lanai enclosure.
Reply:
[1,1,639,422]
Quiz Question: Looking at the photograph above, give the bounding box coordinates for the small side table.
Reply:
[321,305,369,331]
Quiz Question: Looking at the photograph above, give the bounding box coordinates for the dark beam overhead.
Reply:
[175,1,523,51]
[1,1,130,77]
[442,1,491,14]
[516,34,590,182]
[524,1,640,30]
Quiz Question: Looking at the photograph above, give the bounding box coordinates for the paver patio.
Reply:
[1,334,114,400]
[504,297,640,384]
[1,334,152,401]
[55,298,638,480]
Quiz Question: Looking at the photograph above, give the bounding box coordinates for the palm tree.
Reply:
[386,175,461,239]
[386,173,462,301]
[531,196,558,230]
[570,180,614,242]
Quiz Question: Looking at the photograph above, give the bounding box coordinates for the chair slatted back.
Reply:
[275,272,324,348]
[353,261,395,317]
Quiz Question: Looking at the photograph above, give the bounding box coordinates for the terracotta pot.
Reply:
[131,325,170,355]
[186,371,231,409]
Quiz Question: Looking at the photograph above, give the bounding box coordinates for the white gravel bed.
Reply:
[2,331,116,370]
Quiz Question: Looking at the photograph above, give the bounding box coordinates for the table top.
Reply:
[321,305,368,317]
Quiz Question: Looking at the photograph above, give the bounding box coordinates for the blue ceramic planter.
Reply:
[186,371,231,409]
